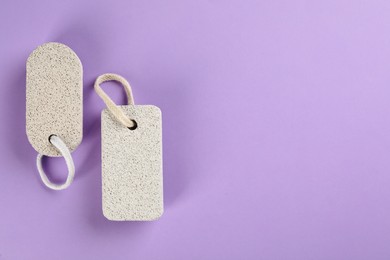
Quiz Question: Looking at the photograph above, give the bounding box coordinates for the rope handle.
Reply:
[36,135,75,190]
[94,73,136,128]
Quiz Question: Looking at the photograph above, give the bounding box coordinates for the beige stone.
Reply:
[102,105,163,221]
[26,42,83,156]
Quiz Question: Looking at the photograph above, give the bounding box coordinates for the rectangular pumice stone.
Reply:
[26,42,83,156]
[101,105,163,221]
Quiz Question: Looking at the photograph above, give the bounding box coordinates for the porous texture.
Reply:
[26,42,83,156]
[102,105,163,221]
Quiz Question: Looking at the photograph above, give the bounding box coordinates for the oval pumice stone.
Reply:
[26,42,83,156]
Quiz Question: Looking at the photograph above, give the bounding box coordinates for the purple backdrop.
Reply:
[1,0,390,259]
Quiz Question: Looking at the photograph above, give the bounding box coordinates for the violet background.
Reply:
[1,0,390,259]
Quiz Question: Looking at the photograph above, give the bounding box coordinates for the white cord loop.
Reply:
[36,135,75,190]
[94,73,136,128]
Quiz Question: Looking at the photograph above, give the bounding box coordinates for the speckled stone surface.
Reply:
[26,42,83,156]
[102,105,163,221]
